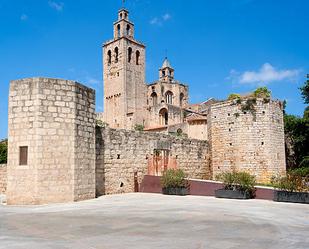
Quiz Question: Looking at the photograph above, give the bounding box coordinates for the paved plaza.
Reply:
[0,193,308,249]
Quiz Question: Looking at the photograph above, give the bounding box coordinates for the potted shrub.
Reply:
[161,169,189,196]
[271,174,309,204]
[215,171,256,199]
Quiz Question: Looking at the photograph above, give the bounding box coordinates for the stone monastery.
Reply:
[2,8,286,204]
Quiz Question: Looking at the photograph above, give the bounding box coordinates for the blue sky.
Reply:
[0,0,308,139]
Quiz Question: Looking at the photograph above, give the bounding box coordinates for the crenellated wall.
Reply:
[96,127,210,195]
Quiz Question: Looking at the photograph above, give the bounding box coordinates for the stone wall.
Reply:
[209,98,286,183]
[7,78,96,205]
[96,127,210,195]
[0,164,7,194]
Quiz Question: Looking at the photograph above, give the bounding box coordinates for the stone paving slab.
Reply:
[0,193,308,249]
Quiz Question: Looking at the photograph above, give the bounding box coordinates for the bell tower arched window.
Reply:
[136,50,140,65]
[165,91,173,104]
[114,47,119,63]
[126,24,131,36]
[128,47,132,63]
[107,50,111,65]
[117,24,121,38]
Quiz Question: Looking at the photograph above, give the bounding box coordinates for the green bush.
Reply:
[271,174,309,192]
[0,140,8,164]
[96,120,108,128]
[228,93,241,101]
[253,87,271,98]
[288,166,309,178]
[299,156,309,168]
[216,171,256,194]
[161,169,188,189]
[134,124,144,131]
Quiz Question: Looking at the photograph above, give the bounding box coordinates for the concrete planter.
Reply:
[162,187,188,196]
[215,189,252,199]
[273,190,309,204]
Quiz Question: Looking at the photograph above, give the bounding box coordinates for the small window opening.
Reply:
[117,154,121,159]
[19,146,28,165]
[165,91,173,104]
[120,13,123,19]
[136,50,140,65]
[128,47,132,63]
[151,92,157,106]
[126,24,131,36]
[180,93,184,107]
[120,182,124,187]
[262,111,265,114]
[244,111,247,114]
[107,50,111,65]
[117,24,121,38]
[230,143,233,146]
[229,128,231,132]
[114,47,119,63]
[228,113,230,116]
[261,142,264,145]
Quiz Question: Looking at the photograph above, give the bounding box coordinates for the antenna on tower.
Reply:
[122,0,126,7]
[165,49,168,59]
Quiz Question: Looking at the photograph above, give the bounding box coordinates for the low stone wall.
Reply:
[96,127,210,196]
[140,175,275,200]
[0,164,7,194]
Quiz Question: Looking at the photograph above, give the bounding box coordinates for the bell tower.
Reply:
[103,8,147,129]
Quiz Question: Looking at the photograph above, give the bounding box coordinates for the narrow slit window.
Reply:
[19,146,28,165]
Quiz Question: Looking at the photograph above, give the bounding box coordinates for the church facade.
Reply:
[101,8,207,140]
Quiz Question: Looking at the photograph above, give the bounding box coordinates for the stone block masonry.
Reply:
[96,127,210,195]
[209,98,286,183]
[0,164,7,194]
[7,78,96,205]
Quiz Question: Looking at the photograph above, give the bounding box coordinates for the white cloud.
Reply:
[150,13,172,26]
[20,14,28,21]
[228,63,301,85]
[150,17,159,25]
[85,76,101,86]
[48,1,64,12]
[162,13,171,21]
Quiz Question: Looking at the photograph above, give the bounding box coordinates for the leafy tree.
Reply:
[0,139,8,164]
[300,74,309,104]
[284,75,309,170]
[284,114,309,170]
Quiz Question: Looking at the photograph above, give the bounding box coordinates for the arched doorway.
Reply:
[159,108,168,125]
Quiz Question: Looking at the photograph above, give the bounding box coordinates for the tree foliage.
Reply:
[0,139,8,164]
[284,76,309,170]
[284,114,309,169]
[300,74,309,104]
